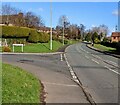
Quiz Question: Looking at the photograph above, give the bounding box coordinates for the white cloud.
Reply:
[112,10,120,16]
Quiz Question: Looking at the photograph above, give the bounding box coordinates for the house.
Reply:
[0,13,24,26]
[38,26,57,34]
[111,32,120,42]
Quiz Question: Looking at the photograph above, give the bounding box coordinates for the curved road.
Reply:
[65,42,119,104]
[2,42,120,104]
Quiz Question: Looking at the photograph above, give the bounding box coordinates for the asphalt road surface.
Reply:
[65,42,120,104]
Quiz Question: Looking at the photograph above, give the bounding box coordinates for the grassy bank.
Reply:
[2,63,41,103]
[94,44,116,52]
[11,40,63,53]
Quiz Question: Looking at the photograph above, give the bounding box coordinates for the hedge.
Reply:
[0,26,50,43]
[39,32,49,43]
[27,29,39,43]
[101,41,120,52]
[28,30,49,43]
[1,26,30,38]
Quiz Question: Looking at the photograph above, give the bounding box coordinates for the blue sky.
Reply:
[2,2,119,35]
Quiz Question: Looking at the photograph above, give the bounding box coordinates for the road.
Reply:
[2,42,120,104]
[65,42,120,104]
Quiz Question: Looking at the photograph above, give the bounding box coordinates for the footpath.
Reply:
[3,53,90,104]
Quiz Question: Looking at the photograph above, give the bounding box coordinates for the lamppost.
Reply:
[50,0,52,50]
[115,25,118,32]
[63,21,65,45]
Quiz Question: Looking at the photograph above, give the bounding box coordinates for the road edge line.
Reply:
[64,53,97,105]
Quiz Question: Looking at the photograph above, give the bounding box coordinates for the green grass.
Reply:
[2,63,41,103]
[11,40,63,53]
[94,44,116,52]
[68,40,79,44]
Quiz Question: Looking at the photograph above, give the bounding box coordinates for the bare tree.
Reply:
[91,24,109,41]
[98,24,109,41]
[58,15,69,28]
[24,12,44,28]
[67,24,80,39]
[58,15,70,45]
[79,24,86,40]
[2,4,20,25]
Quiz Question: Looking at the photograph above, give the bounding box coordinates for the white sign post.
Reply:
[13,44,24,52]
[0,41,1,47]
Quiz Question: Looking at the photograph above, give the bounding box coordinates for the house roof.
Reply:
[111,32,120,37]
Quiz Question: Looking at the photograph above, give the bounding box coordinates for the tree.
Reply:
[98,24,109,41]
[91,32,100,46]
[58,15,69,28]
[79,24,86,40]
[2,4,21,25]
[58,15,70,44]
[67,24,80,39]
[24,12,44,28]
[91,24,109,42]
[85,32,92,42]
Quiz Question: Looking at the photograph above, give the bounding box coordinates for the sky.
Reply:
[2,2,119,36]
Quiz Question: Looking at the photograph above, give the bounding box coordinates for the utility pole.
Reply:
[63,21,65,45]
[50,0,52,50]
[115,25,118,32]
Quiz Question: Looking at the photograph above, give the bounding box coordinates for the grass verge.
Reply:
[94,44,116,52]
[11,40,63,53]
[2,63,41,103]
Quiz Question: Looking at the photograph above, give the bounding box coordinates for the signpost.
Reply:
[13,44,24,52]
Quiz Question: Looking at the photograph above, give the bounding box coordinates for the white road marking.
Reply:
[104,66,120,75]
[105,60,119,67]
[70,70,74,73]
[72,75,77,79]
[74,79,80,84]
[92,54,118,68]
[95,55,101,59]
[43,82,78,87]
[92,59,99,64]
[64,54,81,85]
[92,54,101,59]
[108,61,118,66]
[71,72,75,76]
[60,54,63,61]
[85,55,89,59]
[80,47,84,51]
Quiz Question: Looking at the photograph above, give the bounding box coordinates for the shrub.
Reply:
[64,39,69,44]
[58,39,68,44]
[116,42,120,52]
[27,29,39,43]
[2,46,11,52]
[52,34,59,41]
[39,32,49,43]
[94,38,100,44]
